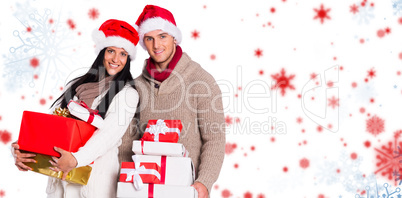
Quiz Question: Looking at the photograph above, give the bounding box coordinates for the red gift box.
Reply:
[141,119,182,143]
[18,111,96,157]
[119,162,161,185]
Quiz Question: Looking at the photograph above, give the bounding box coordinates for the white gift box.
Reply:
[132,140,189,157]
[131,155,194,186]
[117,182,198,198]
[67,100,104,128]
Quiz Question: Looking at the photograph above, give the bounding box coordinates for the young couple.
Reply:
[12,5,225,198]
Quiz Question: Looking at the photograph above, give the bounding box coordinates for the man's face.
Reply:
[143,29,176,69]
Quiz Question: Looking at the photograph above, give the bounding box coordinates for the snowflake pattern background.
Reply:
[1,0,402,197]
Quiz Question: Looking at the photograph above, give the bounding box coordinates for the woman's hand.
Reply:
[192,182,208,198]
[11,141,36,171]
[49,147,78,180]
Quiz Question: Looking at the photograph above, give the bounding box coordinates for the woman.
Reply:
[12,19,140,197]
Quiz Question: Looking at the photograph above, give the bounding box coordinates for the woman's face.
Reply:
[103,46,128,76]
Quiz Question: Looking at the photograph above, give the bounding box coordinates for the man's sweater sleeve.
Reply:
[72,86,139,167]
[194,76,226,193]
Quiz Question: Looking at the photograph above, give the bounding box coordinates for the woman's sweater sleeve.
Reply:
[72,86,139,167]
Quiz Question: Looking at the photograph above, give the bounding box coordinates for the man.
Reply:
[129,4,226,198]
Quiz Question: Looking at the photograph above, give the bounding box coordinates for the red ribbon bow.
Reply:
[78,101,99,123]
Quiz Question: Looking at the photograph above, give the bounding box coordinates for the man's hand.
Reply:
[12,142,36,171]
[192,182,208,198]
[49,147,78,180]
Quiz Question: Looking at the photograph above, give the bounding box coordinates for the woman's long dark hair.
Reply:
[51,48,135,118]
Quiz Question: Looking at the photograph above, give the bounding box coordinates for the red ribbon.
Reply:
[147,156,165,197]
[144,156,165,197]
[160,156,166,184]
[148,183,154,198]
[78,101,100,123]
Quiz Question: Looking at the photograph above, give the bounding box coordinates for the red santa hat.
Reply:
[92,19,139,61]
[135,5,182,50]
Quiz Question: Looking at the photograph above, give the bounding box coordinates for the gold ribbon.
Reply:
[53,107,71,118]
[23,151,91,185]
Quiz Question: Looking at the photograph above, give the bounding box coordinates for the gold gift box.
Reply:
[23,151,92,185]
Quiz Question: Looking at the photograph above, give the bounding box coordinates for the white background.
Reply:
[1,0,402,197]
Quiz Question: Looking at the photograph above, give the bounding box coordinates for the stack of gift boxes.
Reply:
[117,119,198,198]
[17,100,102,185]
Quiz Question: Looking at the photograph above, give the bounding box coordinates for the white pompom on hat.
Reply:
[92,19,139,61]
[135,5,182,50]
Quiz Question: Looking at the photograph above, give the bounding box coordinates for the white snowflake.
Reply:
[353,4,375,25]
[355,183,401,198]
[350,81,378,104]
[315,151,384,195]
[315,159,340,185]
[2,2,76,93]
[393,0,402,16]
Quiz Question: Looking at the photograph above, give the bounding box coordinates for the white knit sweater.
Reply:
[46,84,139,198]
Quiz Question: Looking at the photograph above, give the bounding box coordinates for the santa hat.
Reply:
[92,19,139,61]
[135,5,182,50]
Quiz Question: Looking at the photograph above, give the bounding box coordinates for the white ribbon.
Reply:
[120,155,161,190]
[145,119,180,142]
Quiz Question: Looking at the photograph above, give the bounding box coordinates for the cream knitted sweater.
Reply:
[125,52,226,193]
[47,84,139,198]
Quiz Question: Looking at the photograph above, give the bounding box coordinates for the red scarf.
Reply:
[146,46,182,82]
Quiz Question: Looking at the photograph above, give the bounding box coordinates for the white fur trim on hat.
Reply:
[92,29,137,61]
[138,17,182,50]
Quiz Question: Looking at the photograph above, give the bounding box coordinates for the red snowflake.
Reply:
[225,143,237,155]
[367,68,376,79]
[318,194,326,198]
[210,54,216,60]
[366,115,385,136]
[257,194,266,198]
[296,117,303,124]
[225,115,233,126]
[271,68,295,96]
[385,27,391,34]
[0,130,12,144]
[374,131,402,185]
[313,4,331,24]
[30,57,39,68]
[88,8,99,20]
[350,4,359,14]
[259,70,264,75]
[27,27,32,32]
[300,158,310,169]
[191,30,200,39]
[222,189,232,198]
[310,72,318,80]
[254,48,263,58]
[377,29,385,38]
[328,96,339,109]
[244,192,253,198]
[364,140,371,148]
[40,98,46,106]
[0,190,4,198]
[67,19,76,30]
[270,7,276,13]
